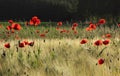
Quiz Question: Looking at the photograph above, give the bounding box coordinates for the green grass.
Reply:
[0,21,120,76]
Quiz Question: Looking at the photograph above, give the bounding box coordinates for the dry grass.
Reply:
[0,38,120,76]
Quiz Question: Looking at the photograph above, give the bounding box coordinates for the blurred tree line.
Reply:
[0,0,119,21]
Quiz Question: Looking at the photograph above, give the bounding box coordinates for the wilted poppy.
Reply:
[19,42,25,48]
[103,39,110,45]
[94,40,103,46]
[80,39,88,44]
[98,19,106,24]
[98,58,104,65]
[4,43,10,48]
[57,21,62,26]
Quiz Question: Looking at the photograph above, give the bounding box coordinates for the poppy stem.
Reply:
[97,47,107,58]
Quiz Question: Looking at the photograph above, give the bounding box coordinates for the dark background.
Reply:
[0,0,120,21]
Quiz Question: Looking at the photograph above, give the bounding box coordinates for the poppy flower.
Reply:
[89,24,96,30]
[28,42,34,46]
[98,58,104,65]
[40,34,45,37]
[72,23,78,27]
[11,23,21,30]
[105,34,111,38]
[57,21,62,26]
[4,43,10,48]
[19,42,25,48]
[80,39,88,44]
[71,26,76,31]
[103,39,110,45]
[24,41,29,45]
[94,40,103,46]
[86,27,93,31]
[29,16,41,26]
[98,19,106,24]
[8,20,13,24]
[6,26,12,30]
[117,24,120,27]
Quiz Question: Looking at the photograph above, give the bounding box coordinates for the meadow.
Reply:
[0,16,120,76]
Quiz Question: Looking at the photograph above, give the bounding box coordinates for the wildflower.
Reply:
[72,23,78,27]
[89,24,96,30]
[4,43,10,48]
[98,58,104,65]
[19,42,25,48]
[8,20,14,24]
[80,39,88,44]
[94,40,102,46]
[29,16,41,26]
[103,39,110,45]
[57,21,62,26]
[98,19,106,24]
[6,26,11,30]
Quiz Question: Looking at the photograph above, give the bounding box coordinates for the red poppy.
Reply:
[105,34,111,38]
[118,24,120,27]
[80,39,88,44]
[24,41,29,45]
[71,26,76,30]
[11,23,22,30]
[72,23,78,27]
[29,16,41,26]
[98,58,104,65]
[98,19,106,24]
[86,27,93,31]
[4,43,10,48]
[6,26,12,30]
[94,40,103,46]
[57,21,62,26]
[8,20,13,24]
[103,39,110,45]
[89,24,96,30]
[28,42,34,46]
[19,42,25,48]
[40,34,45,37]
